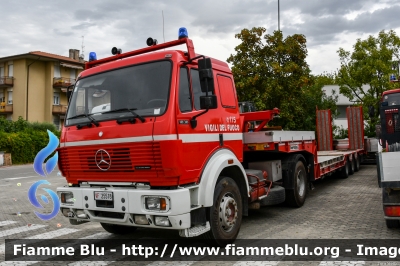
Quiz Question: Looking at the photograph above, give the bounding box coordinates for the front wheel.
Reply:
[204,176,242,246]
[100,223,137,234]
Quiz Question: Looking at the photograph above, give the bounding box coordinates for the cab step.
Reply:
[179,222,210,237]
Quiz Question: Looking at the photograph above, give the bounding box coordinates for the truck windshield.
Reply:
[383,92,400,106]
[65,60,171,126]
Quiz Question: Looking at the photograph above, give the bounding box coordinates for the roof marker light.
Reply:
[178,27,188,39]
[111,47,122,55]
[89,52,97,62]
[146,38,158,46]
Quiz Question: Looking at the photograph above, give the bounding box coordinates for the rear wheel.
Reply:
[349,155,355,175]
[354,154,360,172]
[285,159,308,208]
[100,223,137,234]
[385,219,400,228]
[339,160,350,179]
[204,176,242,246]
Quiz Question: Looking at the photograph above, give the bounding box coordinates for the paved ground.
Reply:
[0,164,399,265]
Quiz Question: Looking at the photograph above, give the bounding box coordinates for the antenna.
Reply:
[162,10,165,43]
[80,36,85,60]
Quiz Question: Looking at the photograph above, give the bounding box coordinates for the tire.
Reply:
[339,160,350,179]
[260,186,285,206]
[204,176,242,246]
[285,159,308,208]
[348,155,355,175]
[385,219,400,228]
[354,154,360,172]
[100,223,137,234]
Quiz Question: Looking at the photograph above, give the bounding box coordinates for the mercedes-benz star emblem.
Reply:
[95,149,111,171]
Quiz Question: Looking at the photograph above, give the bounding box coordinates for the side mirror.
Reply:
[200,95,217,109]
[368,106,375,118]
[198,58,214,93]
[67,85,74,103]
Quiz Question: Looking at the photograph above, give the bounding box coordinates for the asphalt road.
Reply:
[0,164,399,265]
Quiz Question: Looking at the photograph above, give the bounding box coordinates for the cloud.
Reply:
[71,22,96,30]
[0,0,400,74]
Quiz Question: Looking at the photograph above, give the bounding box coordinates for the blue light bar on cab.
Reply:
[178,27,188,39]
[89,52,97,62]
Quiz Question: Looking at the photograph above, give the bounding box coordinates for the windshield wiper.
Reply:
[67,113,100,127]
[103,108,145,123]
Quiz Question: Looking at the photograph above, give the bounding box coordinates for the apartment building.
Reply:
[0,49,85,129]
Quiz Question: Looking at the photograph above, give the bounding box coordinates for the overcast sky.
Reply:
[1,0,399,75]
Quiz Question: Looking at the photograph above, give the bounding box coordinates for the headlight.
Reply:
[155,216,170,227]
[144,196,169,211]
[75,210,88,219]
[59,192,74,204]
[134,215,149,225]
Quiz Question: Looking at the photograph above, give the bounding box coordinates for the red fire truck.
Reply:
[57,28,365,244]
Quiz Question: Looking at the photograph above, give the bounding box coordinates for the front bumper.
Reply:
[57,186,191,230]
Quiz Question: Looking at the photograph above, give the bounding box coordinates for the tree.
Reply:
[228,27,336,130]
[336,30,400,137]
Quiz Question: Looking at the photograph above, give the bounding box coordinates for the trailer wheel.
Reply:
[339,160,350,179]
[285,159,308,208]
[100,223,137,234]
[349,155,355,175]
[204,176,242,246]
[354,154,361,172]
[385,219,400,228]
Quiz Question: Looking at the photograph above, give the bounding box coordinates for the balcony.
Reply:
[0,102,12,113]
[52,105,67,114]
[0,76,14,88]
[53,77,75,89]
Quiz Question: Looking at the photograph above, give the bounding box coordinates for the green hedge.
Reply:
[0,117,60,164]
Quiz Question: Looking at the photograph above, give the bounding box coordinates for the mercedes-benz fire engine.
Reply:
[57,28,366,245]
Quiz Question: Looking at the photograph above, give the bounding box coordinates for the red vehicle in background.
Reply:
[376,88,400,228]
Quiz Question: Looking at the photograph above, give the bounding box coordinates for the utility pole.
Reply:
[278,0,280,32]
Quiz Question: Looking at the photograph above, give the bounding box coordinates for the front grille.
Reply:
[84,148,133,171]
[59,142,163,176]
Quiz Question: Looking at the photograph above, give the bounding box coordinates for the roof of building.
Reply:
[323,84,369,105]
[0,50,85,67]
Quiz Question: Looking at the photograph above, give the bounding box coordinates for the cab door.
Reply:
[175,65,242,185]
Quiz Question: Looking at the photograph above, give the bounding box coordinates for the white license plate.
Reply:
[94,191,113,201]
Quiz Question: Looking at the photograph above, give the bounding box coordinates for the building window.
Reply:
[0,66,4,77]
[54,64,60,77]
[0,91,4,103]
[7,91,12,104]
[8,63,13,77]
[70,69,76,80]
[54,92,60,105]
[53,116,60,130]
[337,106,348,119]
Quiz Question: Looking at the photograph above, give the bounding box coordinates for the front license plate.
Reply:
[94,191,113,201]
